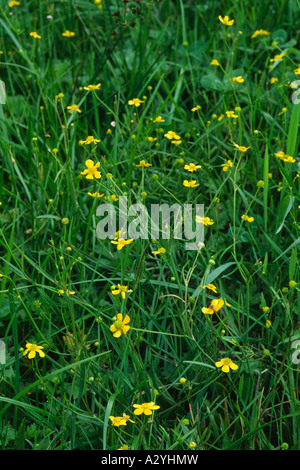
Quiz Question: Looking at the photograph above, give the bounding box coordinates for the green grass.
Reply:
[0,0,300,451]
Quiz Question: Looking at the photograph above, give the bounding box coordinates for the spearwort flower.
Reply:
[183,180,199,188]
[251,29,270,38]
[83,83,101,91]
[218,15,234,26]
[191,105,201,112]
[201,283,218,293]
[111,284,133,299]
[133,402,160,415]
[128,98,144,106]
[233,143,250,152]
[151,247,166,255]
[184,163,201,172]
[202,298,224,314]
[109,413,134,426]
[80,159,101,179]
[30,32,41,39]
[111,238,134,250]
[195,216,214,225]
[215,357,238,373]
[58,289,75,296]
[232,76,244,84]
[136,160,152,167]
[23,343,45,359]
[241,214,254,222]
[164,130,181,140]
[62,30,75,37]
[110,314,131,338]
[221,160,233,172]
[67,104,82,114]
[226,110,238,118]
[79,136,100,145]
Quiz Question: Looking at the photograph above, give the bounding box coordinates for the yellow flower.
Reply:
[184,163,201,172]
[294,67,300,75]
[189,442,197,449]
[152,116,165,123]
[109,416,127,427]
[202,298,224,315]
[191,105,201,112]
[201,284,218,293]
[62,30,76,37]
[133,402,160,416]
[218,15,234,26]
[164,130,181,140]
[241,214,254,223]
[109,413,134,426]
[266,320,272,328]
[80,159,101,179]
[111,284,133,299]
[171,140,182,145]
[58,289,76,296]
[231,76,244,84]
[215,357,238,373]
[83,83,101,91]
[88,192,104,198]
[195,216,214,225]
[275,151,295,163]
[183,180,199,188]
[118,445,130,450]
[30,32,41,39]
[221,160,233,172]
[151,247,166,255]
[110,313,131,338]
[233,143,250,152]
[210,59,220,66]
[179,377,187,384]
[226,110,238,118]
[67,104,82,114]
[136,160,152,167]
[251,29,270,39]
[283,155,295,164]
[147,136,157,142]
[56,92,64,102]
[23,343,45,359]
[9,0,20,6]
[105,194,119,202]
[128,98,144,107]
[79,135,101,145]
[111,238,134,250]
[270,53,285,63]
[270,77,278,84]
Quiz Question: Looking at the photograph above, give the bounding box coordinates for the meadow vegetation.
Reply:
[1,0,300,450]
